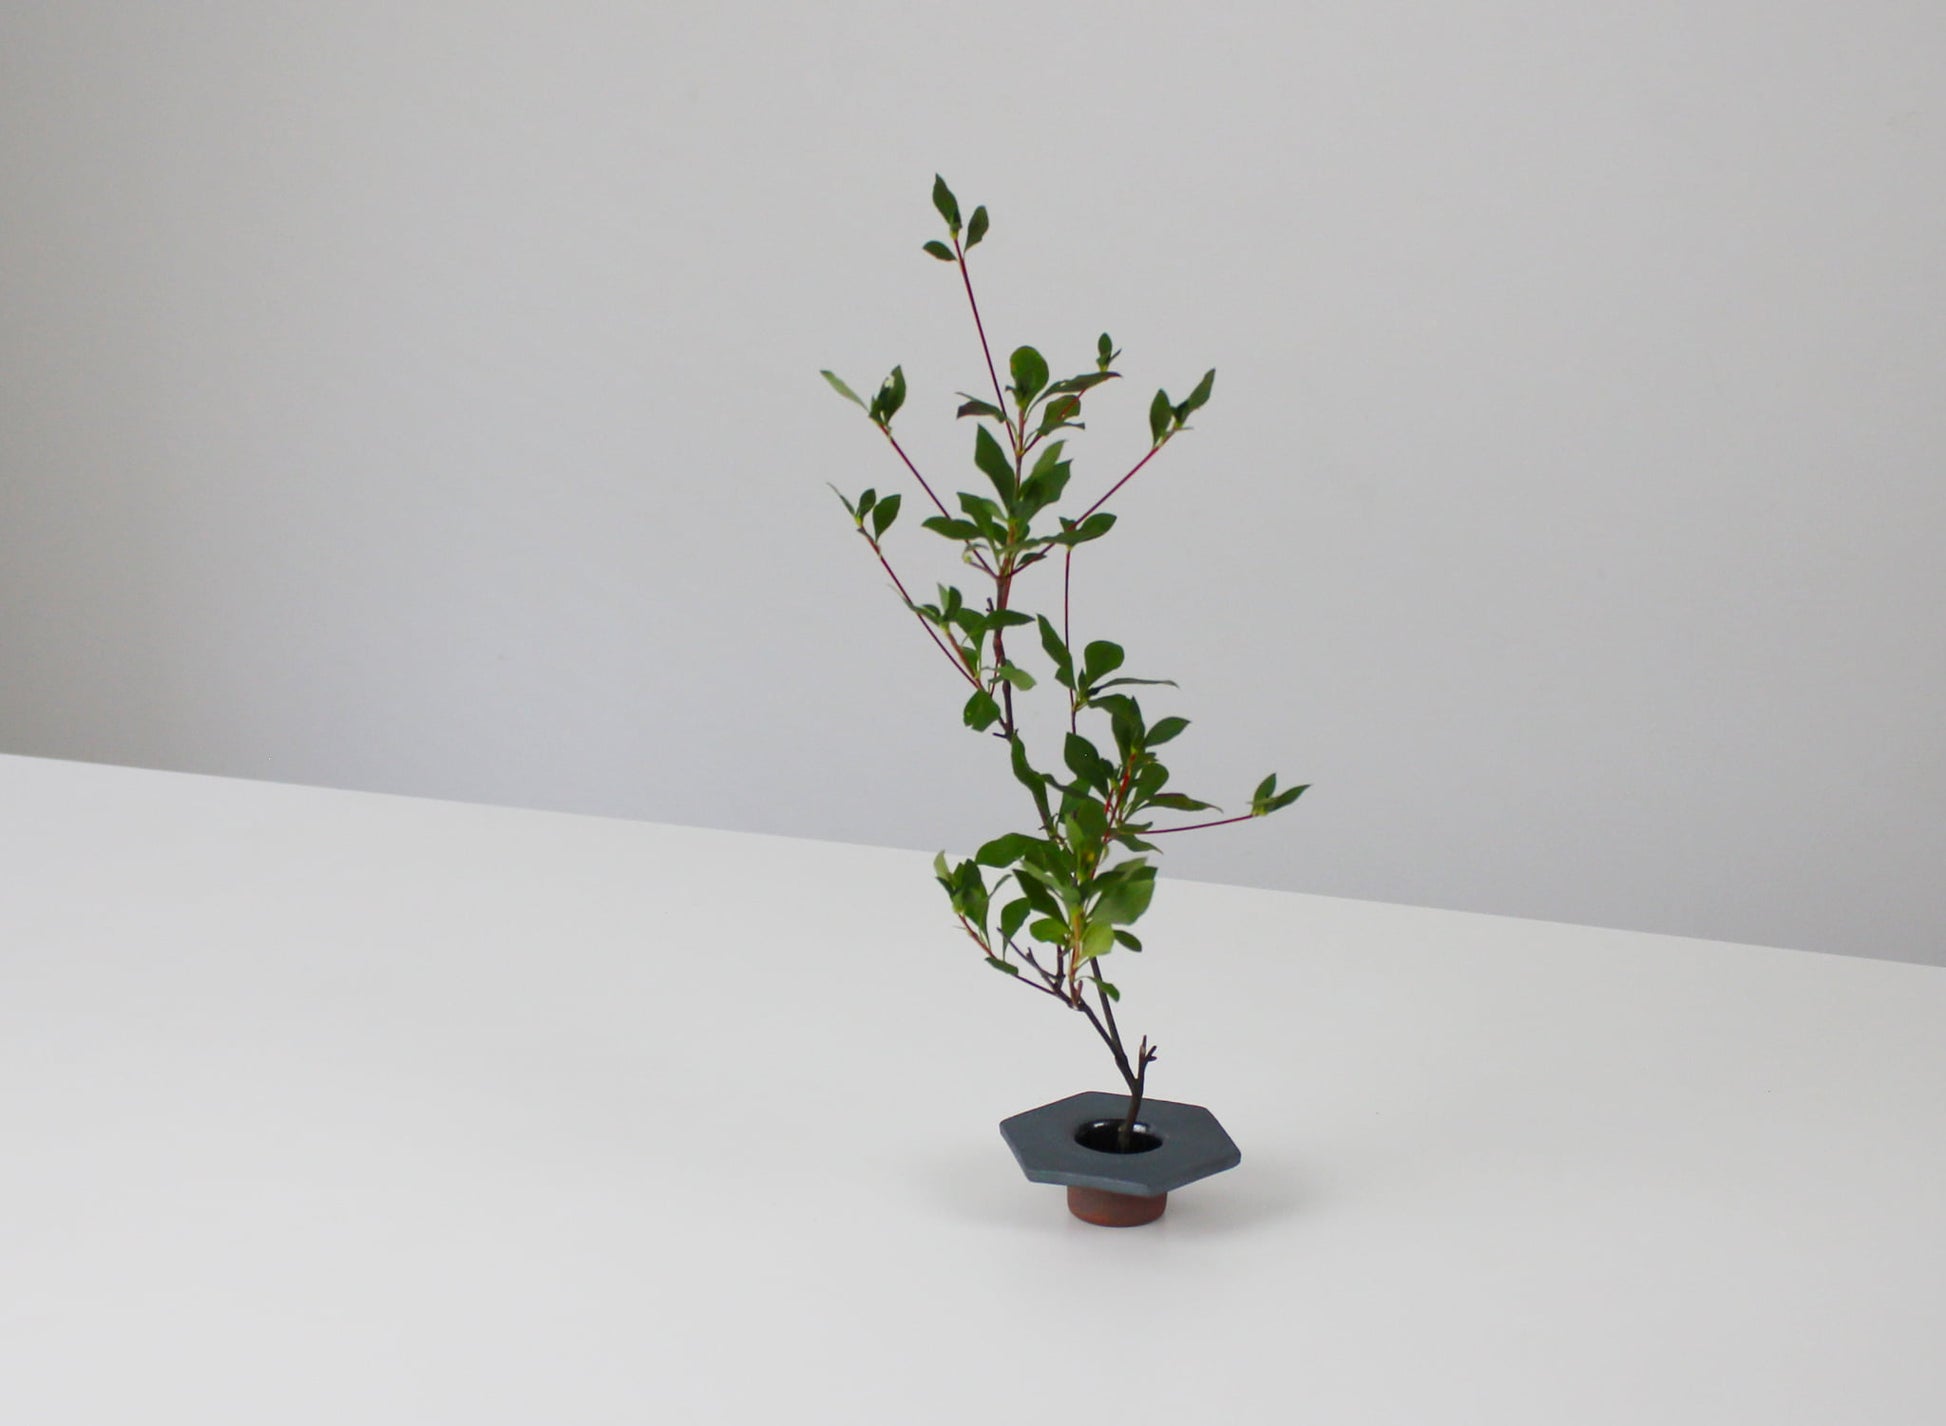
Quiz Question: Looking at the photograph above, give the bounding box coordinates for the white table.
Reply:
[3,753,1943,1423]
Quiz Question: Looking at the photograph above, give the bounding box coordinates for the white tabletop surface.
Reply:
[3,753,1943,1423]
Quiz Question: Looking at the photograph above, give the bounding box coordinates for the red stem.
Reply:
[886,429,994,575]
[1063,546,1077,734]
[951,235,1017,449]
[867,535,980,689]
[1141,812,1256,836]
[1080,442,1163,523]
[881,430,953,520]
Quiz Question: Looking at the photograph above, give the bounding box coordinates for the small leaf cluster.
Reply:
[821,366,906,432]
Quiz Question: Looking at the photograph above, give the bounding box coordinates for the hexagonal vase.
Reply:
[998,1091,1240,1227]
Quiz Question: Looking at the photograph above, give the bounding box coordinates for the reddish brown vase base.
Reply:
[1066,1185,1168,1227]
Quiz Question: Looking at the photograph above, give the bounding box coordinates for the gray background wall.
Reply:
[3,2,1941,964]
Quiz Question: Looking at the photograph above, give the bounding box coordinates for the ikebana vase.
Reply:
[998,1091,1241,1227]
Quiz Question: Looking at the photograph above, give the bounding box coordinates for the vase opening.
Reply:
[1073,1119,1163,1154]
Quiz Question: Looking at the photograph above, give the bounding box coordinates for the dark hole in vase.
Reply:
[1075,1119,1163,1154]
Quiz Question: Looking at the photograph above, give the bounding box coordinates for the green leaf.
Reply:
[1097,333,1117,370]
[993,663,1036,691]
[1149,388,1173,445]
[1037,615,1074,688]
[1132,761,1170,801]
[1078,920,1116,962]
[1094,865,1156,925]
[1017,859,1080,911]
[1093,694,1144,763]
[1021,442,1072,507]
[956,397,1006,421]
[1092,676,1176,692]
[1016,875,1062,922]
[932,174,962,232]
[1009,346,1049,406]
[1149,793,1217,812]
[820,370,866,409]
[1064,732,1110,791]
[998,897,1032,942]
[1028,916,1069,946]
[949,604,988,639]
[1015,872,1061,921]
[1043,370,1119,398]
[828,484,858,520]
[966,204,989,248]
[1266,783,1309,813]
[984,955,1020,976]
[921,516,982,542]
[977,833,1043,868]
[1055,512,1116,547]
[973,424,1015,502]
[1253,773,1277,806]
[1095,979,1120,1001]
[986,608,1034,629]
[870,365,907,427]
[1008,735,1054,828]
[870,492,901,539]
[1183,367,1216,414]
[955,489,1003,524]
[1113,930,1144,952]
[1148,716,1190,745]
[963,690,1001,731]
[1082,641,1125,683]
[1068,796,1109,849]
[956,860,989,928]
[922,239,956,262]
[1035,395,1083,438]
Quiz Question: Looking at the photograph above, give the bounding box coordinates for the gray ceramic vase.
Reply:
[998,1090,1241,1226]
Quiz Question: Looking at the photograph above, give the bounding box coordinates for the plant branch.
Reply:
[1063,546,1078,735]
[1140,812,1256,836]
[992,561,1017,734]
[1070,976,1138,1090]
[955,915,1067,1002]
[883,429,995,576]
[1009,939,1069,997]
[1087,959,1128,1058]
[880,429,952,520]
[865,534,981,690]
[1079,442,1165,523]
[951,234,1017,449]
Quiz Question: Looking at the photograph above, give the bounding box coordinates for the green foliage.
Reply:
[1148,388,1173,446]
[870,366,906,429]
[822,177,1309,1096]
[963,689,1001,731]
[973,425,1015,503]
[932,174,962,233]
[1250,774,1310,816]
[1148,716,1190,745]
[1009,346,1049,408]
[821,370,865,409]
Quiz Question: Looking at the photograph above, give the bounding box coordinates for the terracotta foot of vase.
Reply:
[1066,1184,1168,1227]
